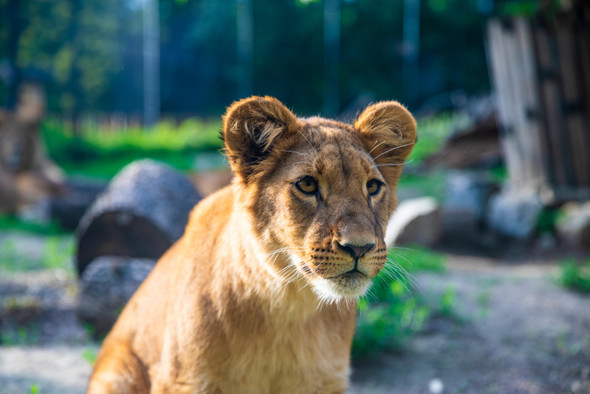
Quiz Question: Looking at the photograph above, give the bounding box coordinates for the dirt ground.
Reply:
[1,233,589,393]
[351,256,590,394]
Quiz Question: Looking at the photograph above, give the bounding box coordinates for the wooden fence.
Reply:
[487,11,590,204]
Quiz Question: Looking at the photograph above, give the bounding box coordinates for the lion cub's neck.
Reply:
[224,205,328,322]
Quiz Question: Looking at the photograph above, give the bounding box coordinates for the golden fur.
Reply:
[88,96,416,393]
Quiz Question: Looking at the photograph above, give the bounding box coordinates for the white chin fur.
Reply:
[311,277,371,304]
[288,255,371,303]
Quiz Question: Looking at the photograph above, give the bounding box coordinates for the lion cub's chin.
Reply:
[311,274,372,303]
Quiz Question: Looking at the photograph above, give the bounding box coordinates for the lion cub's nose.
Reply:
[337,242,375,259]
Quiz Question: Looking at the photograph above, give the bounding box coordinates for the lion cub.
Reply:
[88,96,416,393]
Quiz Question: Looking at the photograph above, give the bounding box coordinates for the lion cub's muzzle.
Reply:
[303,238,387,299]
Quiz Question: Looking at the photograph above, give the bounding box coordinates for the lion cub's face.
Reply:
[223,97,416,302]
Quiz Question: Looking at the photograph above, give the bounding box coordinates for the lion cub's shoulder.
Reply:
[186,184,235,235]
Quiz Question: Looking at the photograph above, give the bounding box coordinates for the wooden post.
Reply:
[487,15,590,204]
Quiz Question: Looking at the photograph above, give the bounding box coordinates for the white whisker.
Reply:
[372,141,416,161]
[367,140,386,156]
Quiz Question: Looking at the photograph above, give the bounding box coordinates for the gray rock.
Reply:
[556,201,590,250]
[77,256,156,337]
[487,188,544,239]
[444,171,497,222]
[439,171,499,246]
[385,197,441,247]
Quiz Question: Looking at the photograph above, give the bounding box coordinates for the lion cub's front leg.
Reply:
[87,340,150,393]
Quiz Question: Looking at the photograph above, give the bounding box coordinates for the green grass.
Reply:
[42,117,223,178]
[559,259,590,294]
[0,235,74,274]
[0,216,67,236]
[39,112,464,179]
[352,247,446,358]
[0,323,41,346]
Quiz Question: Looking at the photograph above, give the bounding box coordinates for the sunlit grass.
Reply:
[42,117,223,178]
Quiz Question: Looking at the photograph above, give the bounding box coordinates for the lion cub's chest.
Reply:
[201,304,354,394]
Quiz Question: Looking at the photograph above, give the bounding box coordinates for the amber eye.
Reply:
[367,179,382,196]
[296,176,319,195]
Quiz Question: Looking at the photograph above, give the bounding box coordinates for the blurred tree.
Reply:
[0,0,492,118]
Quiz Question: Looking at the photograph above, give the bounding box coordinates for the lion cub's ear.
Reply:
[354,101,417,185]
[223,96,298,180]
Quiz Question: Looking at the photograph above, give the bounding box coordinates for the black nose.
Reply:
[337,242,375,259]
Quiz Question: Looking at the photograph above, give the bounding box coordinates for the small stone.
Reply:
[556,201,590,250]
[428,378,444,394]
[385,197,441,247]
[571,380,582,393]
[581,366,589,380]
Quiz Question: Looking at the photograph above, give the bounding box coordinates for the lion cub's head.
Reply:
[223,96,416,302]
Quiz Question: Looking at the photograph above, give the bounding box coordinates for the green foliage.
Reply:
[499,0,540,17]
[439,285,456,316]
[410,112,470,165]
[389,246,447,273]
[477,288,491,318]
[1,0,491,115]
[354,281,429,358]
[536,208,560,235]
[397,171,448,201]
[30,384,40,394]
[82,347,98,366]
[489,164,508,182]
[498,0,565,17]
[559,259,590,294]
[42,118,223,178]
[0,216,66,236]
[352,247,446,358]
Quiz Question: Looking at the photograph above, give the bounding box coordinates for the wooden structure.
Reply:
[487,10,590,204]
[0,84,66,213]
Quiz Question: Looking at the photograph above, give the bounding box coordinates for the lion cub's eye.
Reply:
[367,179,382,196]
[296,176,319,195]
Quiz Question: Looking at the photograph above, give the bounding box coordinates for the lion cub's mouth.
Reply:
[311,263,373,301]
[328,267,366,280]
